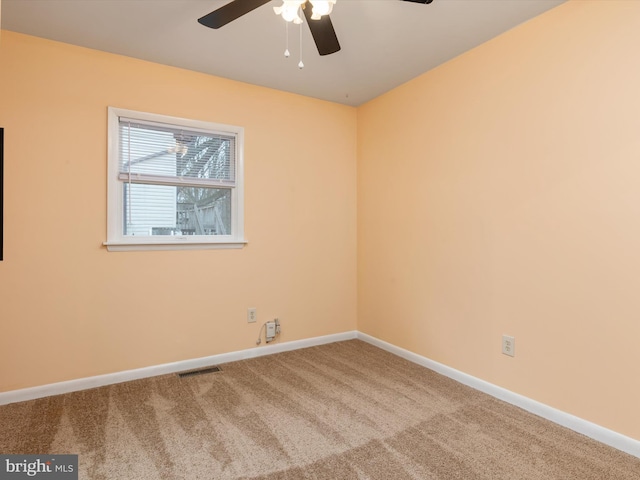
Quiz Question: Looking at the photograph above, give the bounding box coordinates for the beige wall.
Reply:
[358,0,640,440]
[0,31,357,391]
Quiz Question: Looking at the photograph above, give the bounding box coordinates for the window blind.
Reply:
[118,117,236,188]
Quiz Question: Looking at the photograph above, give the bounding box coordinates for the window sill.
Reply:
[103,240,247,252]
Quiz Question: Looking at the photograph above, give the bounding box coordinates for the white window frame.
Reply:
[104,107,246,251]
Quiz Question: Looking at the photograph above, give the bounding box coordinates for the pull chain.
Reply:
[284,21,290,58]
[298,18,304,69]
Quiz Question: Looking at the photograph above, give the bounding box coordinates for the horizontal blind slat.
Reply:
[117,173,234,189]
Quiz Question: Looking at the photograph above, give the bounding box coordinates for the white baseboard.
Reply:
[0,331,358,406]
[357,332,640,459]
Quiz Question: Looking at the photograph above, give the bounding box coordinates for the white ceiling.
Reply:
[1,0,565,106]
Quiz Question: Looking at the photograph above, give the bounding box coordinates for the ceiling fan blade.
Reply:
[198,0,272,29]
[402,0,434,3]
[302,1,341,56]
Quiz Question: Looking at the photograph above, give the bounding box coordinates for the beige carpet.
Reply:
[1,340,638,479]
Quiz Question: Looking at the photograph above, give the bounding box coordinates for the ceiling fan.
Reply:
[198,0,434,57]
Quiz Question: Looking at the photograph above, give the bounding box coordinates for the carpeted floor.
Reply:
[0,340,639,479]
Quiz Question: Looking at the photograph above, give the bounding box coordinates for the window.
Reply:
[105,108,245,251]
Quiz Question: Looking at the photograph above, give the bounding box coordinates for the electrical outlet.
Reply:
[502,335,515,357]
[247,308,257,323]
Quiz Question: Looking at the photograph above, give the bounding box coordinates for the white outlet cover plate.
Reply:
[502,335,515,357]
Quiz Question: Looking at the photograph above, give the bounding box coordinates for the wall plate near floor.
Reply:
[502,335,515,357]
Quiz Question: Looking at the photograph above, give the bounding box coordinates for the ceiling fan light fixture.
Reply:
[274,0,306,24]
[309,0,336,20]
